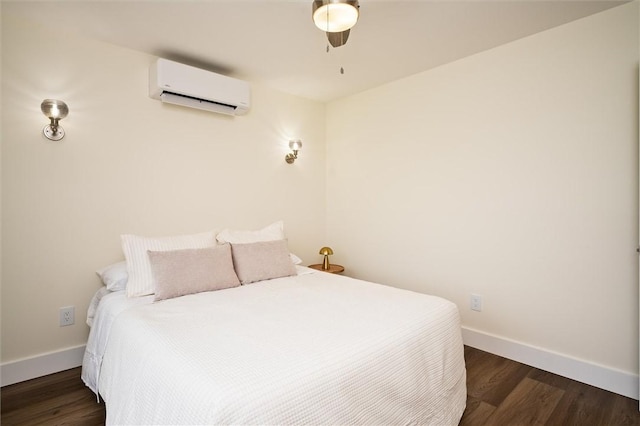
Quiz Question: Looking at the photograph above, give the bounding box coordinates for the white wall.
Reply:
[1,15,326,364]
[326,2,638,378]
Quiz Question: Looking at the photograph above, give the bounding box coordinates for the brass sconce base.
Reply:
[285,153,297,164]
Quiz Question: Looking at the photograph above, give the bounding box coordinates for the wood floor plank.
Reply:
[527,367,574,391]
[1,367,105,426]
[459,396,496,426]
[547,376,616,426]
[484,377,564,425]
[1,368,83,414]
[607,393,640,426]
[465,346,533,407]
[2,387,104,426]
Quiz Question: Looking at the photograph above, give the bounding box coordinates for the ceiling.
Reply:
[3,0,627,102]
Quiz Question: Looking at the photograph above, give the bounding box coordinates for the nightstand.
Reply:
[308,264,345,274]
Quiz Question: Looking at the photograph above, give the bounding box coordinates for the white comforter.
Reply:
[87,269,466,425]
[82,290,153,396]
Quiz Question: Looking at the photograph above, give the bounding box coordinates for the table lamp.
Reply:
[319,246,334,270]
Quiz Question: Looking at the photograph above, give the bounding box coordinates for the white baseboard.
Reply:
[462,326,639,400]
[1,345,85,387]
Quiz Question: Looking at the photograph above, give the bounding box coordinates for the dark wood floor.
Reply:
[461,346,640,425]
[1,367,105,425]
[1,346,639,425]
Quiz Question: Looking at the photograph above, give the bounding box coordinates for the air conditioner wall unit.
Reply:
[149,58,250,116]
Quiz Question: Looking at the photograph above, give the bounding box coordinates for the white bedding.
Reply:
[82,290,153,395]
[83,268,466,425]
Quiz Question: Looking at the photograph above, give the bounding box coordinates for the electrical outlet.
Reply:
[470,294,482,312]
[59,306,75,327]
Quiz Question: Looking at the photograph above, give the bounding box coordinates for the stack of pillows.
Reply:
[96,221,302,302]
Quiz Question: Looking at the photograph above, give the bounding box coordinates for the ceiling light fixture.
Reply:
[312,0,359,48]
[313,0,359,33]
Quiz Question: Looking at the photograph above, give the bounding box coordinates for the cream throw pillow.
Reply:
[148,245,240,301]
[231,239,297,285]
[122,231,217,297]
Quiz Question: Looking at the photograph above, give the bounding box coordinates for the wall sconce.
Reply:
[285,140,302,164]
[41,99,69,141]
[319,246,334,270]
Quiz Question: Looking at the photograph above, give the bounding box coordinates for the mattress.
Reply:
[83,267,466,425]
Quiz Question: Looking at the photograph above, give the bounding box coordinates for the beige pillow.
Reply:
[122,230,217,297]
[148,245,240,301]
[230,239,297,285]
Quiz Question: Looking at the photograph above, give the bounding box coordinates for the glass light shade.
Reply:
[289,140,302,151]
[313,3,358,33]
[41,99,69,120]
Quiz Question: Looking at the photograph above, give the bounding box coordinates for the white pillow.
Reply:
[96,261,128,291]
[216,221,302,264]
[216,221,284,244]
[122,231,217,297]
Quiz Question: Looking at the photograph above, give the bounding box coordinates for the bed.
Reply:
[81,223,466,425]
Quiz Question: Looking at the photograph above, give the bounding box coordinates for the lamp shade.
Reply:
[41,99,69,120]
[319,247,334,256]
[289,140,302,151]
[313,1,359,33]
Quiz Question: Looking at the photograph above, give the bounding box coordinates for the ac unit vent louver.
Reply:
[149,58,250,116]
